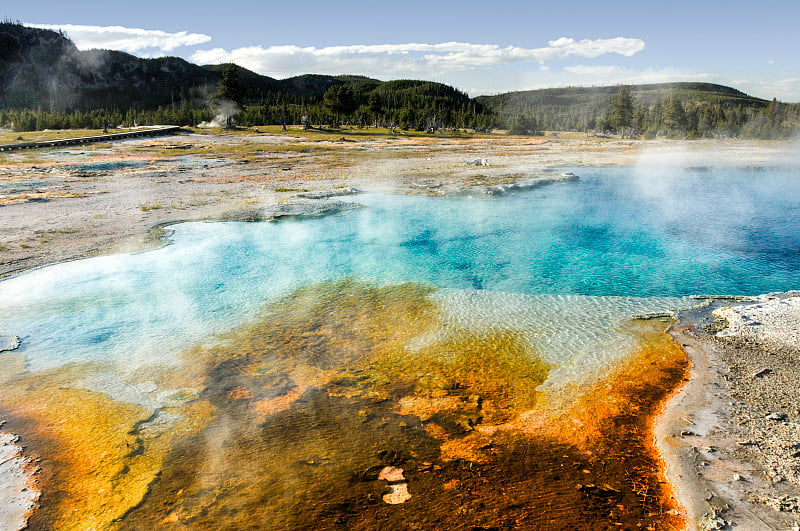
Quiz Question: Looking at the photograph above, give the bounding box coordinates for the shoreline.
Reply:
[659,297,800,529]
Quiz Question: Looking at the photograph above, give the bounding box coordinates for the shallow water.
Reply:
[1,164,799,528]
[2,166,799,371]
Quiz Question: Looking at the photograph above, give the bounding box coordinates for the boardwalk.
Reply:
[0,126,183,152]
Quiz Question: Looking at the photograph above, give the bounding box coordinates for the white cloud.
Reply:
[26,23,212,56]
[562,65,709,85]
[732,77,800,102]
[190,38,645,77]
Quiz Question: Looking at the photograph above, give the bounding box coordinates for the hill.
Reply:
[477,83,796,138]
[477,83,767,116]
[0,23,482,118]
[0,22,795,138]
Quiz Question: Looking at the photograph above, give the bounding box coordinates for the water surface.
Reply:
[2,164,799,529]
[2,165,799,372]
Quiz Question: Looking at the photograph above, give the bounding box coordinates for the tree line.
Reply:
[0,66,497,133]
[492,85,799,139]
[1,67,796,139]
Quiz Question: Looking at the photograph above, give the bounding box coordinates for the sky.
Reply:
[9,0,800,101]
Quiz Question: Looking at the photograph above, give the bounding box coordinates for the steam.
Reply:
[198,100,240,128]
[628,142,800,265]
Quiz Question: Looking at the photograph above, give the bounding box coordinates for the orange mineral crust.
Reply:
[1,282,689,529]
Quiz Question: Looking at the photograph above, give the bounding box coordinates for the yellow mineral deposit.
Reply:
[0,282,690,529]
[0,365,214,530]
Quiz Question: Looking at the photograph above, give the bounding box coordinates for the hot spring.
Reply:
[2,164,799,528]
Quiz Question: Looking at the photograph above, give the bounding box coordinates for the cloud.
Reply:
[562,65,709,85]
[26,23,212,56]
[190,37,645,77]
[731,77,800,102]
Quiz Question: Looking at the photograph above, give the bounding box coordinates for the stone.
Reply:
[222,199,362,222]
[296,188,360,199]
[378,466,411,505]
[0,335,20,353]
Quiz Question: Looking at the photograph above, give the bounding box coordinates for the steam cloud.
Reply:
[197,100,241,128]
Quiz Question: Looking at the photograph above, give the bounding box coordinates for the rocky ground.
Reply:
[661,294,800,530]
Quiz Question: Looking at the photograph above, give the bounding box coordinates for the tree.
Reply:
[322,85,357,126]
[509,114,539,135]
[367,92,383,127]
[664,97,688,137]
[213,65,244,128]
[611,85,634,138]
[214,65,244,106]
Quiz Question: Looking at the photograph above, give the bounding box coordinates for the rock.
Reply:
[296,187,360,199]
[485,175,577,196]
[766,412,788,421]
[377,466,405,483]
[699,512,727,530]
[0,335,20,353]
[378,466,411,505]
[222,199,362,222]
[752,368,771,378]
[382,482,412,505]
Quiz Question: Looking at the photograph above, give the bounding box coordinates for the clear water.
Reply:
[2,165,800,372]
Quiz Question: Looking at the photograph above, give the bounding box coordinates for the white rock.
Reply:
[0,336,20,353]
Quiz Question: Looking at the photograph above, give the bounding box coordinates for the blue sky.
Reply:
[9,0,800,100]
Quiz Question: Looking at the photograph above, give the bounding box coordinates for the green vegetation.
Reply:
[1,22,796,139]
[479,83,799,139]
[611,86,634,138]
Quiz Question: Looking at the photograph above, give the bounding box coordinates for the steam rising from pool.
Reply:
[2,165,800,374]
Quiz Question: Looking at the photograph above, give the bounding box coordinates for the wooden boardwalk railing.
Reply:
[0,126,183,152]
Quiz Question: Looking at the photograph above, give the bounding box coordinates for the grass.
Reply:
[187,124,503,141]
[139,202,162,212]
[0,129,108,144]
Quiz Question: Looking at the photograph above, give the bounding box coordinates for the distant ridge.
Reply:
[0,22,467,112]
[476,83,768,117]
[0,22,796,138]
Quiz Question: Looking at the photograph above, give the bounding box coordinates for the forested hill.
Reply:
[477,83,797,138]
[1,22,796,137]
[478,83,766,114]
[0,22,490,131]
[0,22,364,109]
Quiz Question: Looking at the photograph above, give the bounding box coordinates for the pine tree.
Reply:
[611,85,634,138]
[322,85,357,126]
[214,65,244,107]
